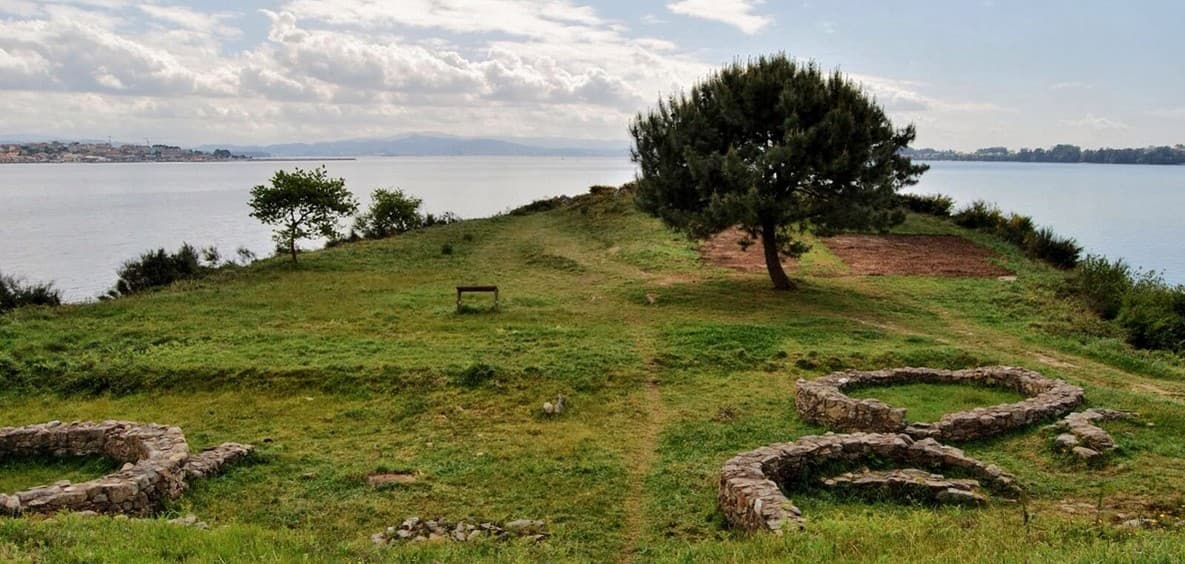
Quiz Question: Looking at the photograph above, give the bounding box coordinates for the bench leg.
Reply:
[456,290,462,313]
[494,289,500,311]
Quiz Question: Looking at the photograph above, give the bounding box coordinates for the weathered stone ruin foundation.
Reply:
[794,366,1084,441]
[718,366,1121,533]
[820,468,986,507]
[0,421,253,516]
[718,432,1020,533]
[1050,408,1132,461]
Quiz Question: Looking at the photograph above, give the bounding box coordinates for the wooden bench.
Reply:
[456,285,499,312]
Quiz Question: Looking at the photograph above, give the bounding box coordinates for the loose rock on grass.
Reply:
[371,516,549,545]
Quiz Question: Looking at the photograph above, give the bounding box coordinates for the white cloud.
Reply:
[280,0,615,42]
[0,2,713,143]
[1062,114,1128,130]
[666,0,771,34]
[850,74,1007,114]
[0,0,1027,149]
[138,4,240,38]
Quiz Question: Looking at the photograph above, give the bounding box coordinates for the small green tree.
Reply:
[354,188,424,239]
[630,54,928,289]
[248,167,358,263]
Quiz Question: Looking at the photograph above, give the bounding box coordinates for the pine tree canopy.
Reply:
[629,54,928,289]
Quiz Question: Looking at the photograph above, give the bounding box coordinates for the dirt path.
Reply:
[618,335,668,563]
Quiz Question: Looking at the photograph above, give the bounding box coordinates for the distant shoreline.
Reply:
[914,159,1185,166]
[0,157,358,164]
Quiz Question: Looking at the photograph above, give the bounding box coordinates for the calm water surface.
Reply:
[1,158,1182,301]
[0,157,635,300]
[908,161,1185,285]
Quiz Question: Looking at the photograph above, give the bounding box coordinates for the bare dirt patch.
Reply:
[368,472,418,486]
[821,234,1012,277]
[699,228,796,273]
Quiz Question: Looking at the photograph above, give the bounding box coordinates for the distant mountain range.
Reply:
[194,134,629,158]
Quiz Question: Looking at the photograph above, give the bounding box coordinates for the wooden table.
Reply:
[456,285,499,312]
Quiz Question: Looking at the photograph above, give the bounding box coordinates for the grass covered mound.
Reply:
[1,189,1184,561]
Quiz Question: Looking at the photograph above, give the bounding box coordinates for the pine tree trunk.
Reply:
[288,232,298,263]
[761,221,794,290]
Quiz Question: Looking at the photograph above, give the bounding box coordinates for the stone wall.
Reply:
[0,421,252,517]
[795,366,1084,441]
[718,432,1019,533]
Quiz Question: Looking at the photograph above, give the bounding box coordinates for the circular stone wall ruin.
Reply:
[718,432,1020,533]
[0,421,252,517]
[794,366,1084,441]
[719,366,1097,533]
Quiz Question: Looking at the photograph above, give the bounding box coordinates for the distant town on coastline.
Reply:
[0,141,248,164]
[0,134,626,163]
[903,144,1185,165]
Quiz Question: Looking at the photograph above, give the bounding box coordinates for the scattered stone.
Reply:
[0,421,253,517]
[1051,408,1133,459]
[372,517,550,545]
[1119,518,1157,529]
[543,394,566,416]
[168,514,209,529]
[795,366,1084,441]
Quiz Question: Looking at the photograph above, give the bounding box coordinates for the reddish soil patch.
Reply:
[821,234,1012,277]
[699,228,796,273]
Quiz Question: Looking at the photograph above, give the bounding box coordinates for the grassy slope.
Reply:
[1,191,1184,562]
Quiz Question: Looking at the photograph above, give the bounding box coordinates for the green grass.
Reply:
[1,189,1183,562]
[847,382,1026,423]
[0,456,120,494]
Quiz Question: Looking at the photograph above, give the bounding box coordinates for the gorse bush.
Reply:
[454,363,496,387]
[950,200,1080,269]
[422,211,461,227]
[1025,227,1081,269]
[995,213,1035,247]
[1116,272,1185,352]
[897,193,955,217]
[108,244,215,297]
[0,272,62,313]
[1073,255,1133,319]
[1064,256,1185,353]
[952,200,1003,229]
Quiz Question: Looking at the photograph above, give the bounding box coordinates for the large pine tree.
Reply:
[630,55,928,289]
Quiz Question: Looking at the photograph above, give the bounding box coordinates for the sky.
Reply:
[1,0,1183,150]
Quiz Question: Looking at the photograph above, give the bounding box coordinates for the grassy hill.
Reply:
[2,189,1184,562]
